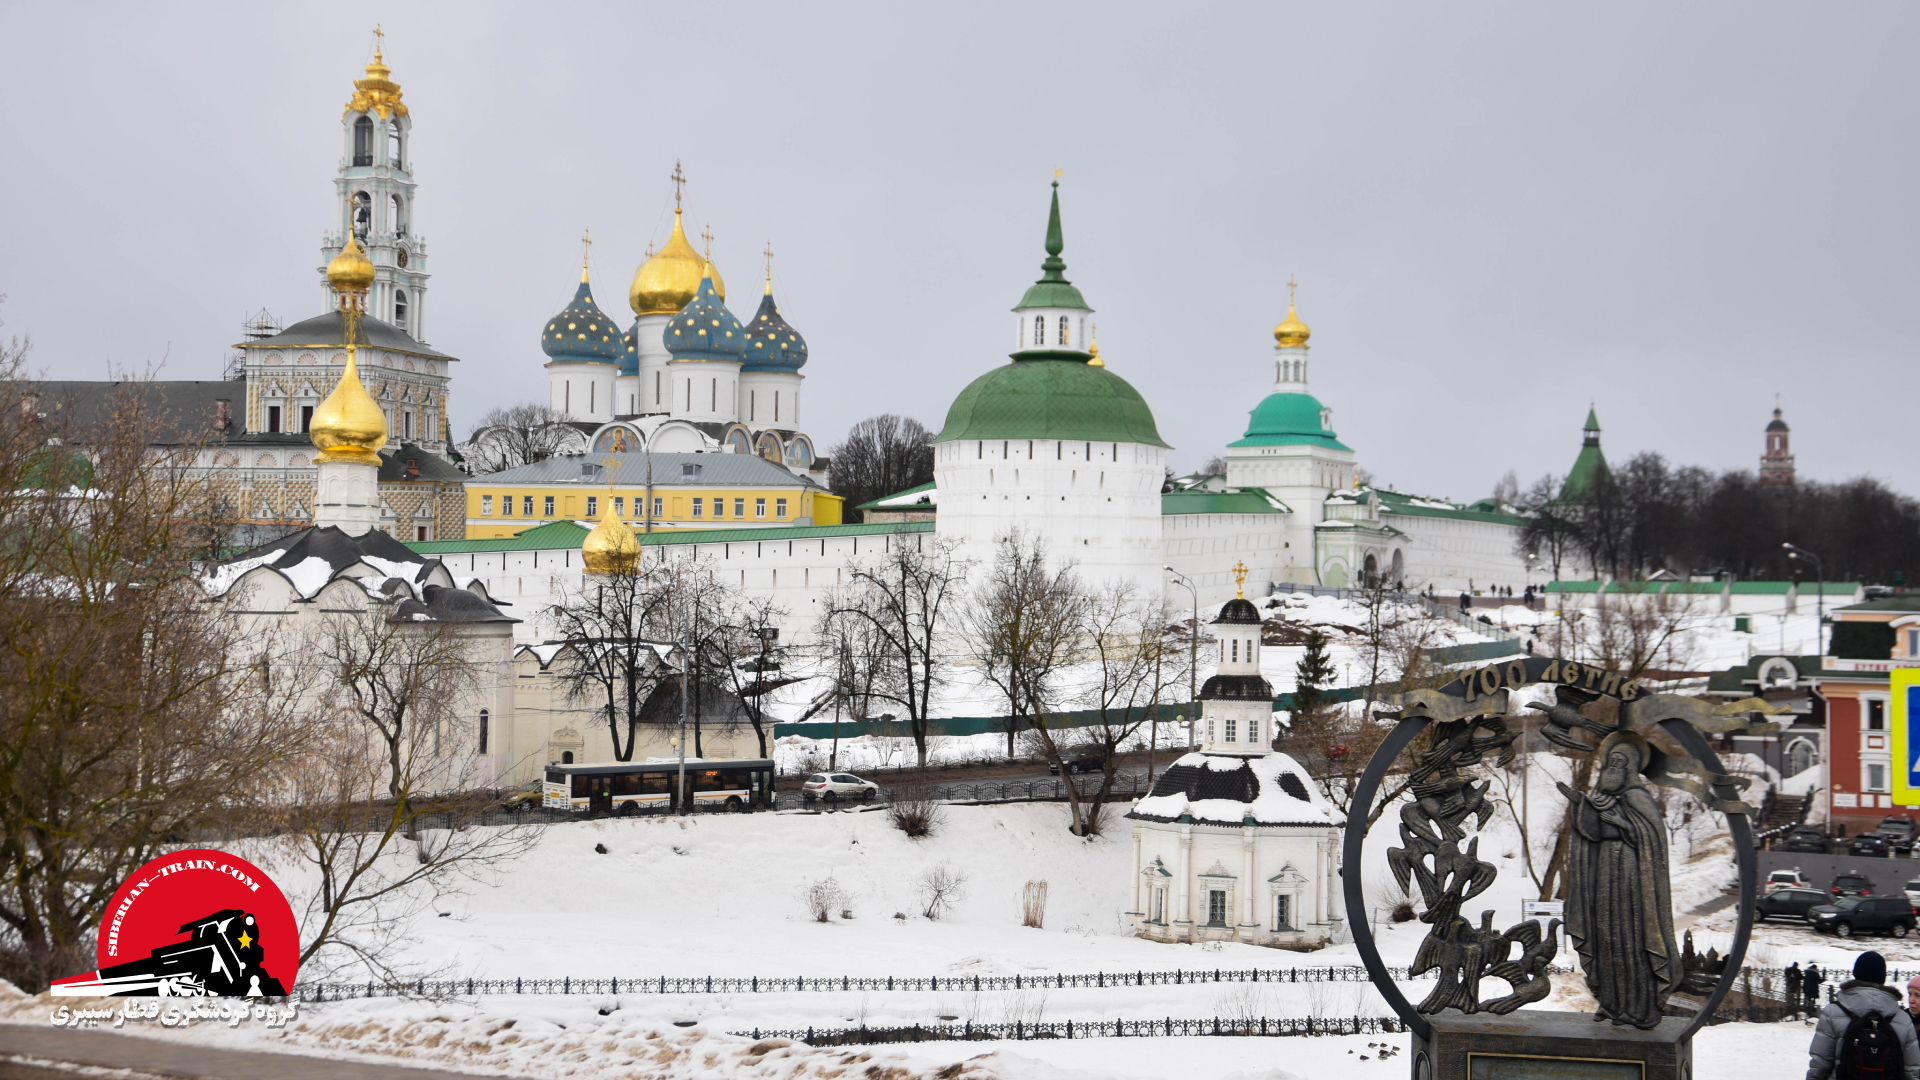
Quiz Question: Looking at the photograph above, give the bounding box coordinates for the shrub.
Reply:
[1021,880,1048,929]
[918,862,968,920]
[886,774,944,839]
[803,876,850,923]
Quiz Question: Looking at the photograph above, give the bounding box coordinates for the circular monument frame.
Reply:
[1341,710,1756,1043]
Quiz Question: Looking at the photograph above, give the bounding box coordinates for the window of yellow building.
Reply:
[482,495,493,516]
[692,497,703,518]
[502,496,513,517]
[733,498,745,518]
[652,497,663,518]
[544,496,555,517]
[614,496,625,517]
[776,498,788,519]
[587,496,598,517]
[522,496,534,516]
[756,498,766,519]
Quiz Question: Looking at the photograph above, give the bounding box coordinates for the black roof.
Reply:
[378,443,466,482]
[234,310,455,361]
[395,584,516,624]
[26,380,242,444]
[1213,598,1262,625]
[1199,673,1274,700]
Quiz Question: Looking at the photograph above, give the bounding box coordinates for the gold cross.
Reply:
[1232,560,1249,599]
[373,24,383,52]
[669,160,686,209]
[601,453,621,494]
[1288,274,1297,307]
[700,224,715,259]
[763,241,774,279]
[581,228,592,267]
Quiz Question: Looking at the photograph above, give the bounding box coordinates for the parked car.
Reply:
[801,772,880,804]
[1048,750,1109,775]
[1851,833,1894,858]
[1778,826,1834,854]
[1757,887,1832,923]
[1877,817,1918,855]
[1831,874,1875,897]
[497,779,544,813]
[1810,896,1918,938]
[1766,870,1810,893]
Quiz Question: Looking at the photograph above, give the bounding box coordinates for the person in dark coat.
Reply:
[1806,952,1919,1080]
[1460,591,1472,612]
[1806,963,1825,1010]
[1787,963,1804,1011]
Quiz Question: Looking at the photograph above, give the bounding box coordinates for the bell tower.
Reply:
[321,30,431,342]
[1760,405,1795,487]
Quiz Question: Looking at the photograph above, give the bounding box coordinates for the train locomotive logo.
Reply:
[49,849,297,997]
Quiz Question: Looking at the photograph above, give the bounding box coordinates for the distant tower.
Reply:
[1760,406,1795,487]
[321,32,430,342]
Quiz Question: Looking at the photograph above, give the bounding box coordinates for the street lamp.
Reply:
[1783,543,1826,657]
[1165,567,1199,750]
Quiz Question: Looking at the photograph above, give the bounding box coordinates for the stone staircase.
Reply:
[1763,792,1808,832]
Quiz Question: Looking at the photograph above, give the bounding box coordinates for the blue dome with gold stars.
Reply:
[742,280,808,373]
[619,321,639,376]
[664,267,746,363]
[541,269,622,365]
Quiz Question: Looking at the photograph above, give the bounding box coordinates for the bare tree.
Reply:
[822,535,970,767]
[964,530,1083,758]
[463,402,580,474]
[1517,473,1582,581]
[288,609,535,983]
[827,414,935,522]
[1032,584,1188,836]
[702,593,801,759]
[0,346,305,992]
[544,558,675,761]
[814,597,895,769]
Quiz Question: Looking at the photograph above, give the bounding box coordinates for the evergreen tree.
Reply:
[1292,628,1334,731]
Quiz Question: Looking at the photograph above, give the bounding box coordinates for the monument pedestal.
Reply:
[1412,1011,1692,1080]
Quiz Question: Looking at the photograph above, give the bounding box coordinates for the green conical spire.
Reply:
[1040,180,1066,278]
[1583,406,1601,433]
[1016,178,1089,312]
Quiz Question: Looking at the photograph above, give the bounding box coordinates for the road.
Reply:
[1759,847,1920,895]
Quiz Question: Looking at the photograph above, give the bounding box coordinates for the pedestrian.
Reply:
[1806,952,1919,1080]
[1807,963,1826,1012]
[1460,590,1471,612]
[1907,975,1920,1026]
[1788,963,1804,1010]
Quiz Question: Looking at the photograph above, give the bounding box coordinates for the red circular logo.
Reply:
[54,849,298,997]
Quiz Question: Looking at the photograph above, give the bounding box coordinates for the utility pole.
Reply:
[1784,543,1826,656]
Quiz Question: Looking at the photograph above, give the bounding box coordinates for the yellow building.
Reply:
[465,451,841,539]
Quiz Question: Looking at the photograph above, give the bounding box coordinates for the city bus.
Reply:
[541,759,776,814]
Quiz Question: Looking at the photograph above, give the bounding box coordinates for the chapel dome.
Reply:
[326,236,377,294]
[1230,392,1351,452]
[541,266,623,364]
[931,359,1169,447]
[630,210,725,316]
[1214,597,1262,625]
[1126,752,1336,827]
[663,268,747,363]
[1766,408,1789,432]
[308,348,387,466]
[1273,302,1310,348]
[742,278,808,373]
[581,499,639,574]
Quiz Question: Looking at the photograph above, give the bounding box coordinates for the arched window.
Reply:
[1058,316,1070,346]
[394,289,408,332]
[562,750,574,764]
[391,194,406,238]
[352,191,371,240]
[353,115,373,165]
[477,709,489,754]
[388,124,403,169]
[1033,315,1045,346]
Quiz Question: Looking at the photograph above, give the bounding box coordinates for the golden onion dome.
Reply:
[1087,331,1105,367]
[310,348,388,466]
[1273,302,1311,348]
[581,496,640,575]
[327,236,377,294]
[630,210,725,316]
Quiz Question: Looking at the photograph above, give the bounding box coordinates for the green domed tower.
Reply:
[931,179,1171,591]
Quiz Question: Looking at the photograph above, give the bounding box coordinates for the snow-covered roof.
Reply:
[205,525,516,624]
[1128,751,1339,827]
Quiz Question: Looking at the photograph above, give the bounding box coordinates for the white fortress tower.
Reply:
[931,179,1168,594]
[320,35,430,342]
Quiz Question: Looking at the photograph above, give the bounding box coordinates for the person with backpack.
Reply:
[1806,952,1920,1080]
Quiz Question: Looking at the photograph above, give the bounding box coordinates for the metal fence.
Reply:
[295,963,1573,1002]
[738,1015,1409,1046]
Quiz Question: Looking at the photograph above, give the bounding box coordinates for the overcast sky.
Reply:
[1,2,1913,499]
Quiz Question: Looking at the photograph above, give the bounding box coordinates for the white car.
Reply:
[1905,879,1920,908]
[801,772,880,804]
[1766,869,1810,894]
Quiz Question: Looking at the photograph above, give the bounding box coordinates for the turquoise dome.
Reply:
[541,274,623,365]
[1228,392,1351,451]
[664,271,746,363]
[742,285,807,373]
